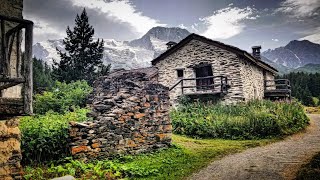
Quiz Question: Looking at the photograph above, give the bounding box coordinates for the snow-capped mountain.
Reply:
[262,40,320,69]
[33,27,191,69]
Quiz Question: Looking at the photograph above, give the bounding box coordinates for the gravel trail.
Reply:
[190,114,320,180]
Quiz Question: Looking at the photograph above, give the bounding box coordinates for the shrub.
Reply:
[34,80,92,114]
[171,100,309,139]
[20,108,90,164]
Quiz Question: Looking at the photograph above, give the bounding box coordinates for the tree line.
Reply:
[280,72,320,106]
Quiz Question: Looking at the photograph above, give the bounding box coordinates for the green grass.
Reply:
[171,100,309,139]
[296,152,320,180]
[23,134,276,180]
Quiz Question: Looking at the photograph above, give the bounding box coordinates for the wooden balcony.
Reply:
[0,15,33,116]
[169,76,228,98]
[264,79,291,100]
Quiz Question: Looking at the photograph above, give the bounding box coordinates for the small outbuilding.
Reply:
[152,33,291,104]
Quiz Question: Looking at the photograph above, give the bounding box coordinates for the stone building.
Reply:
[1,0,33,179]
[152,33,290,104]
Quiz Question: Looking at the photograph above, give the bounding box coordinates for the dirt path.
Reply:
[190,114,320,180]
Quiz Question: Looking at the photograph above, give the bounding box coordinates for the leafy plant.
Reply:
[20,108,90,164]
[171,100,309,139]
[34,80,92,114]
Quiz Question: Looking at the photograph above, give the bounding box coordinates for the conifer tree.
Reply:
[53,9,110,84]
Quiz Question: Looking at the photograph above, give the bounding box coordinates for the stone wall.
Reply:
[0,118,22,180]
[69,70,171,160]
[239,57,265,101]
[0,0,23,98]
[154,39,245,105]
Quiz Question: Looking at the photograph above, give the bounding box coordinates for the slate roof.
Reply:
[151,33,278,74]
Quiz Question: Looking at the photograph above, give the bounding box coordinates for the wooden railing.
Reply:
[0,14,33,115]
[264,79,291,99]
[169,76,228,95]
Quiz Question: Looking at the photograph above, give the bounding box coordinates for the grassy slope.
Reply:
[24,135,276,180]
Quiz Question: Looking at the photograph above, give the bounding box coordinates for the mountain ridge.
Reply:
[262,40,320,69]
[32,26,320,74]
[33,26,190,70]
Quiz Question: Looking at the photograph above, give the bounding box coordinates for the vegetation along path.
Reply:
[190,114,320,180]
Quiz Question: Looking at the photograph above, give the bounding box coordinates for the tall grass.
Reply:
[171,100,309,139]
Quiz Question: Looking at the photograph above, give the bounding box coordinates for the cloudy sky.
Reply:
[23,0,320,51]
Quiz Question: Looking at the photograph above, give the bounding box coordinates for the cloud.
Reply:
[69,0,166,35]
[25,15,65,42]
[272,38,279,42]
[199,6,257,39]
[299,27,320,44]
[276,0,320,18]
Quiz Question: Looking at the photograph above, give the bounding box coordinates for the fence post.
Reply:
[181,79,184,94]
[24,23,33,115]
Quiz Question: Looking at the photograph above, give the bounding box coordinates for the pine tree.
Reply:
[53,9,110,85]
[33,57,54,93]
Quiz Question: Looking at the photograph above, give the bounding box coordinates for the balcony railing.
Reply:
[264,79,291,99]
[0,14,33,115]
[169,76,228,95]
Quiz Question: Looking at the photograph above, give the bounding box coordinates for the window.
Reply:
[177,69,184,78]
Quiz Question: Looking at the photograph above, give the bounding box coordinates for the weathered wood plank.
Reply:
[0,82,21,91]
[0,77,25,83]
[0,98,24,115]
[0,14,33,25]
[23,23,33,115]
[16,30,21,77]
[1,19,9,76]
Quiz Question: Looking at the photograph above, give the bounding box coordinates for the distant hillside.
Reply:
[293,64,320,74]
[262,40,320,69]
[260,56,291,75]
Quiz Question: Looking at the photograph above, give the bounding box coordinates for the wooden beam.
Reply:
[23,23,33,115]
[7,31,16,64]
[1,20,9,76]
[0,77,25,83]
[0,82,21,91]
[0,14,33,25]
[16,30,21,77]
[5,23,25,38]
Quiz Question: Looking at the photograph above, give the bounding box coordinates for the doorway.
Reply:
[195,65,213,90]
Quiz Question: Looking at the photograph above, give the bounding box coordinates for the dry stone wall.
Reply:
[69,71,171,160]
[239,58,265,101]
[0,118,22,180]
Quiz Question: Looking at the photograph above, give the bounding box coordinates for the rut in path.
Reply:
[190,114,320,180]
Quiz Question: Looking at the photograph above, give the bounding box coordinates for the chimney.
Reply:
[166,41,177,49]
[252,46,261,59]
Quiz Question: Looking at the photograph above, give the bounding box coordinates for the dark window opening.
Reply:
[177,69,184,78]
[195,65,213,90]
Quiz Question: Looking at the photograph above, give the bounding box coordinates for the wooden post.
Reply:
[181,79,184,94]
[1,20,9,76]
[24,23,33,115]
[16,30,21,77]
